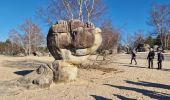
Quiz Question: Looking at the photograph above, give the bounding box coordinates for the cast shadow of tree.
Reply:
[90,95,112,100]
[125,80,170,90]
[123,64,170,72]
[104,83,170,99]
[113,94,136,100]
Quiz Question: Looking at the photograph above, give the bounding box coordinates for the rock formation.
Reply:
[47,19,102,82]
[0,19,102,96]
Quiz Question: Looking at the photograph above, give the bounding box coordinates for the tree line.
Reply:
[0,19,46,56]
[0,0,120,56]
[125,3,170,51]
[1,1,170,56]
[149,3,170,49]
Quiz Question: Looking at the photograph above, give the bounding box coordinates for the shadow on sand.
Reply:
[123,64,170,72]
[104,80,170,99]
[90,95,112,100]
[113,94,136,100]
[123,64,146,69]
[14,70,34,76]
[125,80,170,90]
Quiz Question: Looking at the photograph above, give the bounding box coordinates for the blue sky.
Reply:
[0,0,48,41]
[0,0,170,42]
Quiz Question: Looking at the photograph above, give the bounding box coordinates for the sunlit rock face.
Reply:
[47,20,98,59]
[0,20,102,96]
[47,19,102,82]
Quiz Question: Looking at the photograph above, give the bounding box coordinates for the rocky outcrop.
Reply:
[47,20,100,59]
[47,19,102,82]
[0,20,102,96]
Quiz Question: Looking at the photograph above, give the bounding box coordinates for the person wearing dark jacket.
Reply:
[130,50,137,65]
[147,48,155,69]
[157,51,164,69]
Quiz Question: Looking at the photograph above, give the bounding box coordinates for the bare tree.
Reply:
[148,3,170,49]
[20,19,45,55]
[77,0,83,21]
[128,30,145,49]
[20,19,33,55]
[37,0,106,25]
[134,30,145,48]
[123,30,145,53]
[32,27,45,53]
[62,0,74,20]
[8,29,22,54]
[98,20,120,54]
[84,0,94,22]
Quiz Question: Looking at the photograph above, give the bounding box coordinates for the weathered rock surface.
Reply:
[0,64,53,96]
[72,27,95,49]
[52,60,78,82]
[0,20,102,96]
[47,20,100,59]
[47,19,102,82]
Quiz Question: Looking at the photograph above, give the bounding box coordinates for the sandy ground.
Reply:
[0,53,170,100]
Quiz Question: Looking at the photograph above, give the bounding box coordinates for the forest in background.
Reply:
[0,0,170,56]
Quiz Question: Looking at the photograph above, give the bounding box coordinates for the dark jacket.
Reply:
[147,51,155,59]
[157,53,164,61]
[131,51,136,58]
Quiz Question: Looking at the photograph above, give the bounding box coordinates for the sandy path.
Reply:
[0,53,170,100]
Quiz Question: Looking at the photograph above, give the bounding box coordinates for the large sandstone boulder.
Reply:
[47,20,102,59]
[0,20,102,96]
[47,19,102,82]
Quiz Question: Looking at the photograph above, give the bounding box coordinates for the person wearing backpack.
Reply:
[130,49,137,65]
[157,51,164,69]
[147,48,155,69]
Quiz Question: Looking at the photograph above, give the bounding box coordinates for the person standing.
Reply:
[157,51,164,69]
[147,48,155,69]
[130,49,137,65]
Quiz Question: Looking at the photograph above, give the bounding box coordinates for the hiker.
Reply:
[157,51,164,69]
[130,49,137,65]
[147,48,155,69]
